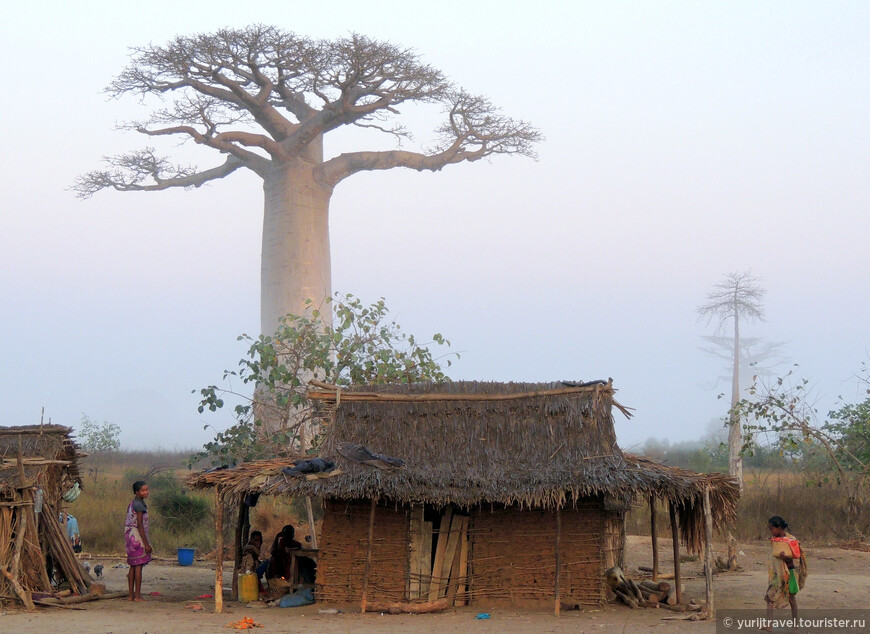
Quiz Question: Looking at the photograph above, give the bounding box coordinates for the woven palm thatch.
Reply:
[189,381,739,551]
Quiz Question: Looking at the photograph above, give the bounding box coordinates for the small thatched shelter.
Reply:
[190,381,739,614]
[0,425,92,608]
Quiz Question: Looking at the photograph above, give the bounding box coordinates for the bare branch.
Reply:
[351,119,412,143]
[81,26,541,196]
[697,270,766,328]
[72,150,245,198]
[283,33,451,152]
[318,89,542,186]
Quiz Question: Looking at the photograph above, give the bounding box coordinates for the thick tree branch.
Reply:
[136,124,279,164]
[73,153,246,199]
[318,145,476,187]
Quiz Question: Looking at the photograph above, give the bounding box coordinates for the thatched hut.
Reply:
[0,425,92,608]
[190,381,739,614]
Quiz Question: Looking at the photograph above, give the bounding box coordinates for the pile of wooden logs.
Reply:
[607,567,673,608]
[40,503,92,595]
[606,566,703,612]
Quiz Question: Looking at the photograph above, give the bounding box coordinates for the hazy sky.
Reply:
[1,1,868,451]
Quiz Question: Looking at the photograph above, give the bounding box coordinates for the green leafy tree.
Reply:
[736,362,870,521]
[77,414,121,452]
[194,293,457,465]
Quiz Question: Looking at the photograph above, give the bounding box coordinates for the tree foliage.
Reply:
[74,25,541,196]
[736,362,870,519]
[77,414,121,452]
[193,293,457,466]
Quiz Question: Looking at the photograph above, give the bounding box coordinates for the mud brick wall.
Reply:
[316,499,409,604]
[468,499,608,605]
[603,509,626,571]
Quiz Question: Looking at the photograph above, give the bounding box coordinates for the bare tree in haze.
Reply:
[74,25,541,337]
[698,271,766,490]
[699,335,786,394]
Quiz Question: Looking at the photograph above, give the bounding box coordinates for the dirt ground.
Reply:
[3,536,870,633]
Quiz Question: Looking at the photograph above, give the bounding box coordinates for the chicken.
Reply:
[94,564,103,578]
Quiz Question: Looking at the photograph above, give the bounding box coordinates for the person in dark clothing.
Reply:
[265,524,316,585]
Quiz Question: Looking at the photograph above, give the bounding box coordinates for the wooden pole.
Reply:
[668,501,682,604]
[12,439,29,583]
[10,507,27,587]
[360,497,377,613]
[650,495,659,582]
[703,486,715,618]
[214,488,224,614]
[305,497,318,550]
[2,568,35,611]
[241,503,251,547]
[232,498,245,600]
[554,506,562,616]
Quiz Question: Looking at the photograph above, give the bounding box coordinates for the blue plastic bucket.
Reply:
[177,547,195,566]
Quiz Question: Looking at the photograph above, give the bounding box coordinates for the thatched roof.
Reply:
[0,425,83,499]
[189,381,739,549]
[622,454,739,552]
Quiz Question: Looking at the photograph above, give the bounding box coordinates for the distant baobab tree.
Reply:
[74,25,541,336]
[697,271,767,490]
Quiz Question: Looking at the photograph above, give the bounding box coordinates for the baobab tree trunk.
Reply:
[261,158,333,337]
[729,306,743,491]
[257,150,333,441]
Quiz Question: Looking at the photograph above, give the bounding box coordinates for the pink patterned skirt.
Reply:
[124,502,152,567]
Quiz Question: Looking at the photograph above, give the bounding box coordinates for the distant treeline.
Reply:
[635,435,826,474]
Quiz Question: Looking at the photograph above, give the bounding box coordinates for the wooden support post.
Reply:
[554,506,562,616]
[669,501,682,605]
[232,498,245,600]
[650,495,659,582]
[214,488,224,614]
[241,503,250,547]
[12,439,29,584]
[360,497,377,613]
[17,435,28,487]
[703,486,715,618]
[10,507,27,585]
[305,497,318,550]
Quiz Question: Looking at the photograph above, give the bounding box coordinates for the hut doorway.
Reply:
[408,505,469,604]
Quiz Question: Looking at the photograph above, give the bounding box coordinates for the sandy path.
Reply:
[4,537,869,632]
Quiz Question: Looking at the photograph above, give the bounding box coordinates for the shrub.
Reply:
[152,488,211,532]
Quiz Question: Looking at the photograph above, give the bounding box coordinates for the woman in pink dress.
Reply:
[125,481,152,601]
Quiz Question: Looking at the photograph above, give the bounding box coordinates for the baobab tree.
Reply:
[697,271,766,489]
[74,25,541,336]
